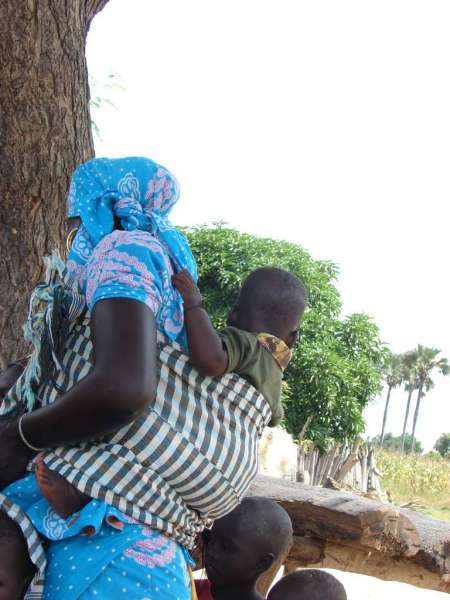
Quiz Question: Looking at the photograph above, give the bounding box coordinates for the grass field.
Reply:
[376,449,450,522]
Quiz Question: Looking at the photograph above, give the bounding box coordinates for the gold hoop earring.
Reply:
[66,227,79,252]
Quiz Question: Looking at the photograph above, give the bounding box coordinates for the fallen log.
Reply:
[249,474,450,595]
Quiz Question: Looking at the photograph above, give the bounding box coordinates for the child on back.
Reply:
[267,570,347,600]
[35,265,307,516]
[0,266,305,595]
[196,497,293,600]
[173,266,307,427]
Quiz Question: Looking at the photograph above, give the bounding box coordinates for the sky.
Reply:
[86,0,450,451]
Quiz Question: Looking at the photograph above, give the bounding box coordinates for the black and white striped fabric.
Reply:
[1,315,272,585]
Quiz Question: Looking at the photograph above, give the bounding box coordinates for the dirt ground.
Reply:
[322,569,448,600]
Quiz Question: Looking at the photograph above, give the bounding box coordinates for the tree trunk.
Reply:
[380,385,392,446]
[410,384,423,454]
[400,386,414,453]
[0,0,110,368]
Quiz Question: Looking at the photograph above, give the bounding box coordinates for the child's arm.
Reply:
[172,270,228,377]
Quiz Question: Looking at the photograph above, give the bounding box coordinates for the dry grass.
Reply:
[376,449,450,522]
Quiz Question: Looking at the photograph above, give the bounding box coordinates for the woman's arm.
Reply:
[23,298,157,446]
[172,270,228,377]
[0,298,157,487]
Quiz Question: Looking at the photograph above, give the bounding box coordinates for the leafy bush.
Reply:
[434,433,450,458]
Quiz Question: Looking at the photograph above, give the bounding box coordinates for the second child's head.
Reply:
[229,268,307,348]
[268,570,347,600]
[202,497,293,590]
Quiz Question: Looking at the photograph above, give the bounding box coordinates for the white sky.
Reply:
[87,0,450,451]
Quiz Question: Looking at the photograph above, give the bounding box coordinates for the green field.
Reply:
[376,449,450,522]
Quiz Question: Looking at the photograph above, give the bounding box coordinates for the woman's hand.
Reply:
[172,270,203,309]
[0,413,34,490]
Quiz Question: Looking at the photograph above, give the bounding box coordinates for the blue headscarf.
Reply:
[67,156,196,274]
[66,157,197,344]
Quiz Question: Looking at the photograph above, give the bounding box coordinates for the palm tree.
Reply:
[410,345,450,453]
[400,350,418,454]
[380,353,404,446]
[401,380,417,453]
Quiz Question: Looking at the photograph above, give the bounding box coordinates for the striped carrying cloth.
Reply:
[0,307,272,583]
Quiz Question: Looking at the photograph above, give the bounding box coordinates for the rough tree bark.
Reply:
[0,0,110,368]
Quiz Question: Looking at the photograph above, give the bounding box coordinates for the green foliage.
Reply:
[414,345,450,383]
[434,433,450,458]
[372,433,423,454]
[185,224,386,447]
[409,345,450,453]
[382,352,404,389]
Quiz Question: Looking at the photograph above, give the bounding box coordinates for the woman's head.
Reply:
[67,157,179,246]
[202,497,293,589]
[65,156,197,281]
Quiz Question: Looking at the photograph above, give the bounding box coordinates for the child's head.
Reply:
[0,512,35,599]
[202,497,293,589]
[267,570,347,600]
[229,268,307,348]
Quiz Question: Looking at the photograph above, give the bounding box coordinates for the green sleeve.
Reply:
[219,327,253,373]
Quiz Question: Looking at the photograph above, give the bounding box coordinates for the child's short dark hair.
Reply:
[268,569,347,600]
[238,267,307,330]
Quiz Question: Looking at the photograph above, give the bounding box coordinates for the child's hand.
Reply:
[172,270,203,310]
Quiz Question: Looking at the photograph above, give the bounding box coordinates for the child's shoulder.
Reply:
[220,327,289,373]
[255,333,292,372]
[220,325,257,342]
[220,326,261,356]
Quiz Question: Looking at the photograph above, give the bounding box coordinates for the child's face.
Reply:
[203,517,262,588]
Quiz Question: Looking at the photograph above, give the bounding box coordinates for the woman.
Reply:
[0,157,271,599]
